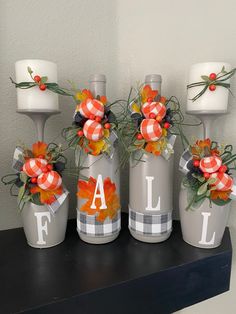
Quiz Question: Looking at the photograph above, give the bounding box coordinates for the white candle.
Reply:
[15,59,59,111]
[187,62,231,113]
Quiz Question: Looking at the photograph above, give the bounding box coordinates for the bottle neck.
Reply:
[145,74,162,95]
[89,74,106,97]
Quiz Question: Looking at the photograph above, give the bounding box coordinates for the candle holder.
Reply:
[17,109,60,141]
[186,110,228,139]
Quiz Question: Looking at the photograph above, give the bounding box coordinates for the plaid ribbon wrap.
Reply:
[179,147,236,199]
[129,208,172,236]
[12,147,68,214]
[77,210,121,237]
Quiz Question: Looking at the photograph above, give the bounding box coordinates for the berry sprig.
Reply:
[187,66,236,102]
[10,67,73,96]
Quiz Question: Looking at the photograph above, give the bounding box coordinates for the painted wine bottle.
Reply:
[76,74,121,244]
[128,74,174,243]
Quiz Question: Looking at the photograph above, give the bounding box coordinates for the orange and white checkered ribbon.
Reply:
[199,156,222,173]
[210,172,233,191]
[23,158,48,177]
[37,170,62,191]
[141,101,166,119]
[83,119,104,141]
[140,118,162,141]
[79,99,104,118]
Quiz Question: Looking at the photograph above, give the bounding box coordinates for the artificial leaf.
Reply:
[210,189,232,201]
[197,182,208,195]
[77,177,120,222]
[40,76,48,84]
[75,89,93,102]
[27,66,33,75]
[20,172,28,184]
[30,185,63,205]
[201,75,210,81]
[32,141,48,158]
[141,85,158,103]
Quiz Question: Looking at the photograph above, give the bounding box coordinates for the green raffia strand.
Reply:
[10,66,74,97]
[187,66,236,102]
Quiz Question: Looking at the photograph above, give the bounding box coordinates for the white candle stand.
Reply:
[17,109,60,141]
[186,110,228,139]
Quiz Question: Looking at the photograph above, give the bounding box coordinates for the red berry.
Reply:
[31,177,37,184]
[219,165,227,173]
[89,114,95,120]
[209,84,216,91]
[42,167,48,173]
[136,134,143,140]
[203,172,210,179]
[209,73,217,81]
[34,75,41,83]
[39,84,46,91]
[77,130,84,137]
[149,113,156,119]
[193,160,200,167]
[104,123,111,129]
[47,164,53,171]
[163,122,171,129]
[38,154,45,159]
[147,97,153,103]
[95,116,102,123]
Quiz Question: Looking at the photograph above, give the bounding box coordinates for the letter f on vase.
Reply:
[34,212,51,245]
[145,176,161,211]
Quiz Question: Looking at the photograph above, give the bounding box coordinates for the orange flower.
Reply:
[141,85,158,103]
[30,185,63,205]
[210,189,232,201]
[145,142,161,156]
[77,177,120,222]
[32,142,48,158]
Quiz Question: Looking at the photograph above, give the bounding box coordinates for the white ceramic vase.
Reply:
[179,187,231,249]
[21,196,69,249]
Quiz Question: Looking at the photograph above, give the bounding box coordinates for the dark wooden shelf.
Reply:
[0,213,232,314]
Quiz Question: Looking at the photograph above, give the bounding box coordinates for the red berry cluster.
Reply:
[208,72,217,92]
[34,75,47,91]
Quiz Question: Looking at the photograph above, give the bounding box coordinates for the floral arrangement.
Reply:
[2,142,66,210]
[62,88,119,162]
[187,66,236,102]
[10,67,72,96]
[182,139,236,209]
[120,84,186,165]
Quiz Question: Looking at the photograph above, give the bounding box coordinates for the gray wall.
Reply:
[0,1,236,313]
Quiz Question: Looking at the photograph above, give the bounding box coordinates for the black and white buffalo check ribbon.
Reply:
[77,210,121,236]
[129,208,172,235]
[12,147,68,214]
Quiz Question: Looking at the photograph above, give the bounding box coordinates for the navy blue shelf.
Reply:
[0,213,232,314]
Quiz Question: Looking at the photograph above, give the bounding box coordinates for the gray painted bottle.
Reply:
[129,74,174,243]
[77,75,121,244]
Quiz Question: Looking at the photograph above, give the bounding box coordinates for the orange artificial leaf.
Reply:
[32,141,48,158]
[160,96,166,104]
[30,185,63,205]
[77,176,120,222]
[210,189,232,201]
[141,85,158,103]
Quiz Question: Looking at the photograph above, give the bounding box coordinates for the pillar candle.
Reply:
[15,59,59,111]
[187,62,231,113]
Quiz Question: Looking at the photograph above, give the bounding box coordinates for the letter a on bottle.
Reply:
[91,174,107,209]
